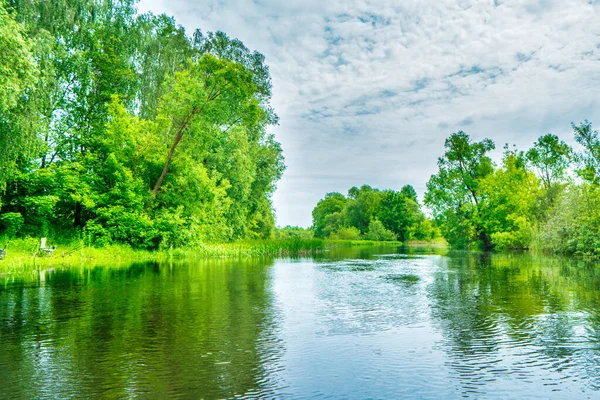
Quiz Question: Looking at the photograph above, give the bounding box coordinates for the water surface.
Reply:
[1,247,600,399]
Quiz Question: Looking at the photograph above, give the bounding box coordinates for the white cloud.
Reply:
[138,0,600,227]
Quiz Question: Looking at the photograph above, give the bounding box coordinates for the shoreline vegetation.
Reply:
[0,238,415,272]
[2,1,600,262]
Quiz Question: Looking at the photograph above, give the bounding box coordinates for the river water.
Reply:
[1,246,600,399]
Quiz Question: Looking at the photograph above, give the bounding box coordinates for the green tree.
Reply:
[573,121,600,185]
[312,192,347,238]
[345,185,382,234]
[480,148,540,250]
[1,2,285,246]
[526,134,571,206]
[364,220,397,241]
[379,189,423,242]
[0,1,38,187]
[425,132,495,249]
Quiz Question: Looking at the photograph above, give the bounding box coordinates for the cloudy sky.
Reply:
[138,0,600,227]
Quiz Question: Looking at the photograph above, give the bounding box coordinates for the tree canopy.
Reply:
[311,184,438,242]
[0,0,284,248]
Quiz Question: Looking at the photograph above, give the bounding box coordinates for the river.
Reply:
[1,246,599,399]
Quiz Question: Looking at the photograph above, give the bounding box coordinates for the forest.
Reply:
[0,0,284,250]
[2,0,600,258]
[424,126,600,256]
[309,124,600,258]
[309,184,439,242]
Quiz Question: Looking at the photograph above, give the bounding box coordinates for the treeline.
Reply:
[425,123,600,257]
[0,0,284,249]
[308,185,440,242]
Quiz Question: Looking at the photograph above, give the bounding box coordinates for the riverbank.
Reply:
[0,238,406,272]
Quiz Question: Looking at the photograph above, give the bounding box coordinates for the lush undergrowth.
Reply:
[0,237,404,273]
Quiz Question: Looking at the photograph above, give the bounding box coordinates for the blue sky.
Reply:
[138,0,600,227]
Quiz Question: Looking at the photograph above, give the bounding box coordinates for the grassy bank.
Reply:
[0,237,403,272]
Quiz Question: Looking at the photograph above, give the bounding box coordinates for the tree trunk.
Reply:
[145,103,203,210]
[151,131,183,197]
[73,201,82,228]
[478,229,493,250]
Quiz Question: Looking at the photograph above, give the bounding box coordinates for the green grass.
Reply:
[0,236,403,273]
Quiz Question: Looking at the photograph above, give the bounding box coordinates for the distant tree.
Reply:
[379,189,423,242]
[364,220,397,241]
[312,192,347,238]
[345,185,382,234]
[276,226,314,240]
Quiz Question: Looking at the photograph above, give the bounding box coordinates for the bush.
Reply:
[364,220,397,241]
[329,226,361,240]
[491,215,533,250]
[0,212,24,238]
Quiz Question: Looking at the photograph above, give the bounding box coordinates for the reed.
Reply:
[0,236,402,273]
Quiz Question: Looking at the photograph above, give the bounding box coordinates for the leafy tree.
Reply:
[0,2,38,187]
[345,185,382,234]
[329,226,361,240]
[0,2,285,247]
[364,220,397,241]
[400,184,418,203]
[526,134,571,206]
[312,192,347,238]
[379,189,423,242]
[480,148,540,250]
[573,121,600,185]
[425,132,495,249]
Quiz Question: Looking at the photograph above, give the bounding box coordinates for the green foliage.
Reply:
[0,1,284,249]
[364,220,397,241]
[425,123,600,255]
[425,131,495,249]
[526,133,571,209]
[0,2,38,187]
[379,188,423,241]
[312,192,347,238]
[0,212,24,238]
[311,184,431,243]
[479,149,539,250]
[345,185,382,233]
[329,226,362,240]
[536,185,600,257]
[573,121,600,185]
[276,226,314,240]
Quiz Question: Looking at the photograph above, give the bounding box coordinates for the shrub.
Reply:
[329,226,361,240]
[364,220,397,241]
[0,212,24,238]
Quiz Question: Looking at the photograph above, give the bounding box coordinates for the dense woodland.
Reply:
[424,126,600,257]
[0,0,284,249]
[311,124,600,257]
[2,1,600,257]
[309,184,439,242]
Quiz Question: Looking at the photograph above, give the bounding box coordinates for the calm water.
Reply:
[1,247,600,399]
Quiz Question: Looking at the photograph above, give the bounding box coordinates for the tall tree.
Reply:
[312,192,347,238]
[526,133,571,206]
[479,148,540,249]
[425,132,495,249]
[0,1,38,187]
[148,54,269,202]
[572,121,600,185]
